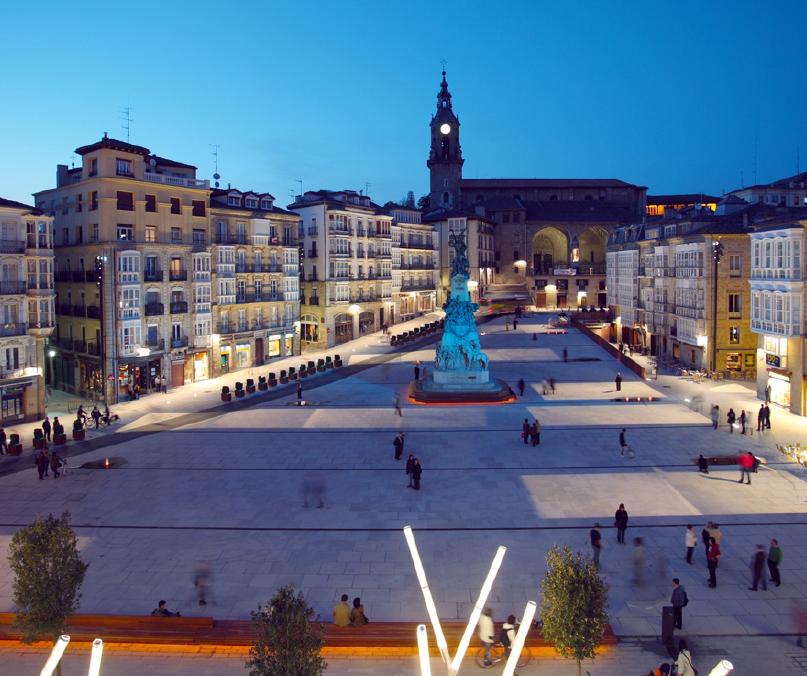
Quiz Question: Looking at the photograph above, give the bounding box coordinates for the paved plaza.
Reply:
[2,312,807,674]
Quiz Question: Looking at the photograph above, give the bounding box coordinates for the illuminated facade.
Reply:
[646,194,719,217]
[0,198,54,422]
[291,190,393,349]
[388,204,438,321]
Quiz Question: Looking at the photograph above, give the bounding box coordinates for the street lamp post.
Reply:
[711,240,724,373]
[95,255,108,407]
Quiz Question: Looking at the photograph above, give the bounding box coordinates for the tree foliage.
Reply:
[417,194,431,210]
[247,584,326,676]
[8,511,88,642]
[540,545,608,676]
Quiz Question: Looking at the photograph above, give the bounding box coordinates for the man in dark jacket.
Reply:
[614,504,628,543]
[522,418,530,445]
[393,433,404,460]
[517,378,525,396]
[42,417,52,443]
[750,544,767,591]
[615,372,623,391]
[671,578,687,629]
[412,458,422,490]
[35,451,48,480]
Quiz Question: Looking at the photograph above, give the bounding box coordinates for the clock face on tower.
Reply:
[440,123,451,135]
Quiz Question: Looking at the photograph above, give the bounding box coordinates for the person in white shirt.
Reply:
[477,608,495,666]
[676,639,696,676]
[685,525,697,564]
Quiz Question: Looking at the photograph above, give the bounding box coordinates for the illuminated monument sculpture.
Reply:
[410,230,512,403]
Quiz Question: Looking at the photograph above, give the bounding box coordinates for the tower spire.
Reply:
[437,63,452,110]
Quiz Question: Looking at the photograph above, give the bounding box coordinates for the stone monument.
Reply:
[410,231,513,403]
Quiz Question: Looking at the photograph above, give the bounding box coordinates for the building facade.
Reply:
[209,189,300,374]
[729,171,807,209]
[607,208,756,374]
[424,70,645,309]
[291,190,393,350]
[749,221,807,414]
[388,204,438,320]
[0,198,54,422]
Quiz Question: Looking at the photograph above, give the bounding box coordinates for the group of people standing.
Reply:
[35,447,64,479]
[521,418,541,446]
[393,433,422,489]
[714,403,772,433]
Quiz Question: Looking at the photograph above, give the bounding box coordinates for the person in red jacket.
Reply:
[707,537,721,588]
[738,452,754,485]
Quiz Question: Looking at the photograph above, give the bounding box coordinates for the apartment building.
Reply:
[607,206,756,373]
[209,188,299,372]
[0,198,54,422]
[748,219,807,414]
[729,170,807,209]
[388,204,437,321]
[35,134,211,402]
[291,190,393,349]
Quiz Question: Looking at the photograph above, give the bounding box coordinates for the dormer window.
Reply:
[227,196,240,207]
[245,197,258,208]
[260,199,272,210]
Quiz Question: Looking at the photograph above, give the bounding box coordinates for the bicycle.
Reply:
[474,642,531,669]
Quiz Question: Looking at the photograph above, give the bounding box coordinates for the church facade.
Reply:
[425,71,647,309]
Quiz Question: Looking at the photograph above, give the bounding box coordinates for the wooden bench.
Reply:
[0,614,617,654]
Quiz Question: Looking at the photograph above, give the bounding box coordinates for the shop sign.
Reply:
[553,268,577,276]
[766,353,781,368]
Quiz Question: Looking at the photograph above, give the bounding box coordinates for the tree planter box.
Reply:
[269,378,278,387]
[72,429,85,441]
[7,444,22,456]
[334,354,342,368]
[258,377,268,391]
[325,357,334,369]
[221,392,232,402]
[288,368,298,381]
[317,359,326,373]
[53,433,67,446]
[299,364,308,378]
[246,379,256,394]
[234,389,245,398]
[33,437,45,450]
[307,361,316,376]
[279,370,288,384]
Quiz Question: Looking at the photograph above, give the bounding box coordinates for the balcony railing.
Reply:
[398,263,435,270]
[87,305,101,319]
[145,302,164,316]
[307,249,318,258]
[750,318,801,336]
[73,305,86,317]
[214,233,248,244]
[170,336,189,348]
[750,268,802,281]
[145,338,166,351]
[169,269,188,281]
[0,281,27,295]
[144,171,209,190]
[170,301,188,314]
[56,303,72,315]
[403,240,433,250]
[329,249,353,257]
[144,269,164,282]
[400,281,436,292]
[0,240,26,254]
[87,341,100,355]
[0,323,27,336]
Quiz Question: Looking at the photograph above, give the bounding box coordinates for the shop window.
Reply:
[729,326,740,344]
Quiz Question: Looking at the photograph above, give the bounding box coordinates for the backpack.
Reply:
[682,590,689,607]
[499,626,512,647]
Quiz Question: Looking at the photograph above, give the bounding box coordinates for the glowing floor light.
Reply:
[708,660,734,676]
[416,624,431,676]
[404,526,451,666]
[40,635,70,676]
[448,545,507,676]
[503,601,537,676]
[88,638,104,676]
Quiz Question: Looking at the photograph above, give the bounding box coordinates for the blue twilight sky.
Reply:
[2,0,806,206]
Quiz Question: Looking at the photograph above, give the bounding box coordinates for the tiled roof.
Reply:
[522,200,636,223]
[461,177,644,189]
[75,135,150,157]
[150,155,196,170]
[0,197,42,214]
[210,189,296,216]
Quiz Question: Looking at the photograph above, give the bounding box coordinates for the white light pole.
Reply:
[448,545,507,676]
[88,638,104,676]
[416,624,432,676]
[404,526,451,666]
[708,660,734,676]
[40,634,70,676]
[502,601,537,676]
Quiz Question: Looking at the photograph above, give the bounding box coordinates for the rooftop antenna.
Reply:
[120,106,134,142]
[753,135,758,185]
[740,170,745,189]
[297,179,303,198]
[71,153,77,169]
[288,188,296,202]
[211,144,221,188]
[797,146,801,175]
[440,58,447,72]
[364,181,371,197]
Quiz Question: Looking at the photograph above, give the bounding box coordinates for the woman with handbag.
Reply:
[676,638,696,675]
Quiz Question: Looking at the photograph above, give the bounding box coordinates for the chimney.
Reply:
[56,164,69,188]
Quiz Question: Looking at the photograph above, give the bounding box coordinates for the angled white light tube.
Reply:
[40,634,70,676]
[502,601,537,676]
[88,638,104,676]
[403,526,451,666]
[708,660,734,676]
[416,624,432,676]
[448,545,507,676]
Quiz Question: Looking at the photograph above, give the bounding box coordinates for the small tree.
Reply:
[8,511,88,644]
[247,584,326,676]
[540,545,608,676]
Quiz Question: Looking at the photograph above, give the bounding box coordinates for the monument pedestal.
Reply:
[409,373,514,404]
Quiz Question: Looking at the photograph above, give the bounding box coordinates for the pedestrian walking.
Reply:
[632,537,645,585]
[758,403,765,432]
[393,394,402,417]
[513,318,518,330]
[685,525,697,564]
[750,544,767,591]
[529,419,541,446]
[505,320,510,331]
[0,427,6,454]
[42,447,50,476]
[726,408,736,433]
[671,578,687,629]
[710,405,719,430]
[478,608,495,666]
[194,563,211,606]
[517,378,525,396]
[738,451,754,484]
[707,537,721,588]
[91,406,101,429]
[522,418,530,445]
[42,417,52,443]
[768,538,783,587]
[701,523,712,558]
[764,403,772,430]
[414,363,420,380]
[50,450,62,479]
[614,503,628,543]
[619,428,628,456]
[698,454,709,474]
[297,381,303,401]
[676,639,696,676]
[406,454,415,487]
[35,450,48,480]
[549,377,556,394]
[740,409,747,435]
[590,523,602,566]
[765,384,772,404]
[541,378,549,395]
[563,348,568,362]
[393,432,404,460]
[412,458,422,490]
[615,372,623,391]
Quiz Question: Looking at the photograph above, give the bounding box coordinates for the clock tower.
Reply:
[427,70,463,210]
